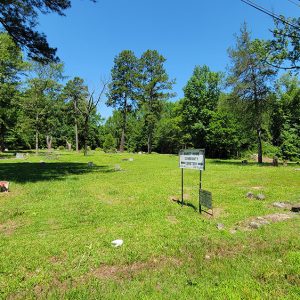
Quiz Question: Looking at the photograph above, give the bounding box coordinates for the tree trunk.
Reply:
[0,125,5,152]
[147,133,152,154]
[46,135,52,151]
[35,113,39,155]
[84,116,89,156]
[74,99,79,152]
[257,128,263,164]
[66,141,72,151]
[120,129,125,152]
[119,104,127,153]
[75,120,79,152]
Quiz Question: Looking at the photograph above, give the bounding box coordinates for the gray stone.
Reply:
[249,222,261,229]
[273,202,286,208]
[114,164,121,171]
[217,223,225,230]
[16,153,25,159]
[129,158,134,162]
[246,192,255,199]
[256,194,266,201]
[257,219,270,225]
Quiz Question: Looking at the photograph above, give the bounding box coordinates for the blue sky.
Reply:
[38,0,297,119]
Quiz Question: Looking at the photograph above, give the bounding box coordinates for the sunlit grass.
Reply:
[0,151,299,299]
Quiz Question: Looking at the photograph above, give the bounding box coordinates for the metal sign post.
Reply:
[179,149,212,215]
[199,169,202,213]
[181,168,184,206]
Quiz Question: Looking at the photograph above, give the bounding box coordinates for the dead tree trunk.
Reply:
[83,115,89,156]
[66,141,72,151]
[46,135,52,151]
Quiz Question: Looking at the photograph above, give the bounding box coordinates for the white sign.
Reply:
[179,149,205,170]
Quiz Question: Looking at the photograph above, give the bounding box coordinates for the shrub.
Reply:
[103,134,116,152]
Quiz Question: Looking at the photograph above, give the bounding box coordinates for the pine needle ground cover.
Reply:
[0,152,299,299]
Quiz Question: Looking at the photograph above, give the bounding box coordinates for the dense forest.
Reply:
[0,23,299,161]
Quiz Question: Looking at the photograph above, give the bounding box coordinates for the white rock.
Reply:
[111,239,123,247]
[272,202,286,208]
[217,223,225,230]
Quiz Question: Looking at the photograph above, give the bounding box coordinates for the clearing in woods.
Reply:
[0,151,299,299]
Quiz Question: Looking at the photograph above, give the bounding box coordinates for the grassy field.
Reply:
[0,151,299,299]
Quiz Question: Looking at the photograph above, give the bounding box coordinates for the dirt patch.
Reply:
[166,215,178,224]
[91,256,182,280]
[212,207,226,218]
[234,213,294,231]
[49,254,67,265]
[169,194,190,202]
[169,195,179,202]
[263,213,292,222]
[251,186,263,190]
[0,220,19,236]
[205,243,246,259]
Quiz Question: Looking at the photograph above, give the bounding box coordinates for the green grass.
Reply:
[0,151,299,299]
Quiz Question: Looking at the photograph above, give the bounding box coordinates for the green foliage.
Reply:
[154,102,183,153]
[270,73,300,160]
[103,133,116,152]
[138,50,175,153]
[180,65,222,152]
[205,111,241,158]
[261,141,280,158]
[268,16,300,71]
[227,24,276,163]
[0,0,75,62]
[0,153,300,298]
[280,125,300,160]
[0,32,27,151]
[106,50,139,152]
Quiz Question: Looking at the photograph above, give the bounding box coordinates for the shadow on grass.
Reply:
[0,162,113,183]
[210,159,273,166]
[173,199,197,211]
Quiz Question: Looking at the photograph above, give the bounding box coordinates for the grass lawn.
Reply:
[0,151,299,299]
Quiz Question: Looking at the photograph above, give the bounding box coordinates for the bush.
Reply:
[103,134,116,153]
[57,146,65,151]
[262,141,281,158]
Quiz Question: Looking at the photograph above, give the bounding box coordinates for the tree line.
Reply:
[0,23,299,161]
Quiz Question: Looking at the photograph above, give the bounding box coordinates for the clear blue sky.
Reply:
[38,0,297,119]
